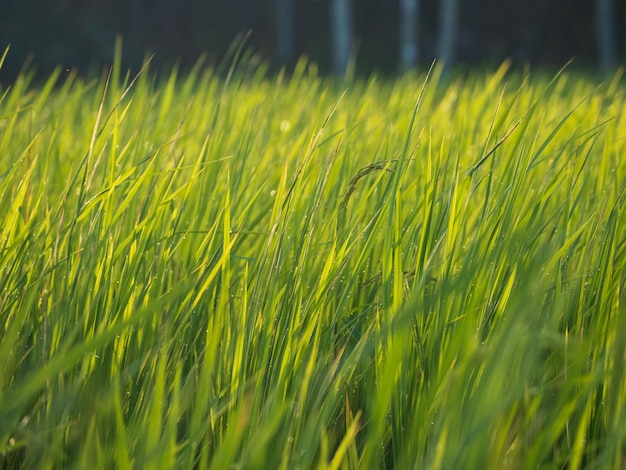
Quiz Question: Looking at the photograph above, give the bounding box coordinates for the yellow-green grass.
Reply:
[1,49,625,468]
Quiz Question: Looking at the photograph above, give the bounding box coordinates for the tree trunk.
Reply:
[155,0,182,56]
[331,0,353,76]
[399,0,420,70]
[436,0,460,74]
[595,0,617,73]
[276,0,295,64]
[130,0,144,31]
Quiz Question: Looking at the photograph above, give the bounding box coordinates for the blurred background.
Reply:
[0,0,624,81]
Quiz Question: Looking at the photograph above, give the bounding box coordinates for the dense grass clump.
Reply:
[1,50,625,468]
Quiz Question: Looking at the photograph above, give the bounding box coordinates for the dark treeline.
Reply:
[0,0,624,81]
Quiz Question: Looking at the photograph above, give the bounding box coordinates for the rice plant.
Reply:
[0,50,625,468]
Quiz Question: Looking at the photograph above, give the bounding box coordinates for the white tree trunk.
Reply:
[276,0,295,63]
[399,0,419,70]
[436,0,459,74]
[331,0,353,76]
[595,0,617,73]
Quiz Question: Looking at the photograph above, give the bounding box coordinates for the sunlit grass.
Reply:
[1,49,625,468]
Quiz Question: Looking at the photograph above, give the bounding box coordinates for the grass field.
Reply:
[1,46,625,468]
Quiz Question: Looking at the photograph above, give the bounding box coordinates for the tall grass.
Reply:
[1,51,625,468]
